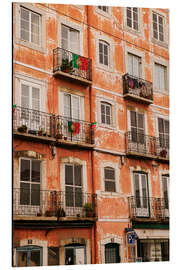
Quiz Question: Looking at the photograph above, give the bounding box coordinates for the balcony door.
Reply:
[16,158,41,216]
[65,244,86,265]
[162,175,169,218]
[62,24,80,54]
[65,164,83,217]
[158,118,169,157]
[20,83,41,131]
[130,111,146,153]
[134,173,149,217]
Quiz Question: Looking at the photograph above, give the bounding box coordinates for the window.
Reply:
[128,53,141,77]
[65,245,86,265]
[62,24,80,54]
[64,93,80,120]
[101,102,112,125]
[48,247,59,266]
[16,246,42,267]
[152,12,164,42]
[99,40,109,66]
[105,243,120,263]
[155,63,167,92]
[126,7,139,31]
[20,7,40,45]
[130,111,145,143]
[98,6,109,13]
[133,172,149,217]
[104,167,116,192]
[162,174,169,210]
[20,159,41,207]
[158,118,169,148]
[65,164,82,208]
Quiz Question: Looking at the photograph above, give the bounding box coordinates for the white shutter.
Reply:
[31,12,40,45]
[62,25,68,50]
[128,53,133,76]
[133,55,140,77]
[72,95,80,120]
[64,93,71,117]
[155,64,159,89]
[20,8,30,42]
[21,84,30,108]
[70,29,79,54]
[32,87,40,111]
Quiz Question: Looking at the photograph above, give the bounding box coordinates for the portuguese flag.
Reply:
[68,121,80,135]
[72,54,89,71]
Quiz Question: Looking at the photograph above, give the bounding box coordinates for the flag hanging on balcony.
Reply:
[68,121,80,135]
[72,54,89,71]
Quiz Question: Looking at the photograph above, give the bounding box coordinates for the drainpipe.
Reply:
[86,5,97,264]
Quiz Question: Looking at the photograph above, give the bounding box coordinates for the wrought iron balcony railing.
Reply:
[53,47,92,82]
[13,106,56,137]
[123,74,153,102]
[13,188,97,218]
[55,115,94,144]
[128,196,169,220]
[126,131,169,159]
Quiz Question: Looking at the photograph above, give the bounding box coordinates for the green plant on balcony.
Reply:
[83,202,94,217]
[56,122,63,139]
[56,207,66,218]
[61,58,73,73]
[17,124,27,133]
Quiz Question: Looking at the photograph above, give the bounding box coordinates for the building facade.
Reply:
[13,3,169,266]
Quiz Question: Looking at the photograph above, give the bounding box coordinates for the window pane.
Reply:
[137,113,144,129]
[106,105,110,116]
[48,247,59,266]
[153,13,157,23]
[31,184,40,205]
[20,183,30,205]
[65,186,74,207]
[105,243,120,263]
[65,165,73,185]
[31,13,40,44]
[141,174,148,207]
[30,250,41,266]
[158,118,164,133]
[134,174,140,207]
[64,94,71,118]
[20,159,30,181]
[75,187,83,207]
[165,120,169,134]
[21,84,30,108]
[106,115,111,125]
[105,168,115,179]
[99,42,103,53]
[17,251,28,267]
[105,180,116,192]
[104,55,108,66]
[21,8,29,41]
[32,160,41,182]
[130,111,137,127]
[74,165,82,186]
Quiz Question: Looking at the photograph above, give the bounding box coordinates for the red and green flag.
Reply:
[68,121,80,135]
[72,54,89,71]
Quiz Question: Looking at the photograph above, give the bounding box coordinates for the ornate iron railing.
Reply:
[13,188,97,218]
[123,74,153,101]
[128,196,169,220]
[53,47,92,81]
[13,106,56,137]
[55,115,94,144]
[125,131,169,159]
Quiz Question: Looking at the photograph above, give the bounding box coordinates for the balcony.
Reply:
[128,196,169,221]
[13,189,97,220]
[13,106,56,140]
[53,47,92,85]
[55,115,94,147]
[123,74,153,104]
[125,131,169,161]
[13,107,95,147]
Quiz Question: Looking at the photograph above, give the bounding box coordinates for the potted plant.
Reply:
[61,58,73,73]
[160,149,167,158]
[17,124,27,133]
[38,127,44,136]
[37,210,42,217]
[83,203,94,217]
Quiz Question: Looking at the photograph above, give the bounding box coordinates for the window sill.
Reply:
[151,37,169,49]
[15,39,46,54]
[124,25,142,36]
[95,7,111,19]
[100,191,121,197]
[96,63,113,73]
[98,123,116,131]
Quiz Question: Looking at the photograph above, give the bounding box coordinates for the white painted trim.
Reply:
[100,161,120,194]
[14,60,52,75]
[153,56,169,94]
[94,147,125,156]
[123,7,142,36]
[100,236,124,263]
[95,6,112,19]
[155,113,169,138]
[159,169,169,199]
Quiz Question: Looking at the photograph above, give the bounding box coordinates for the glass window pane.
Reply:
[99,53,103,64]
[30,250,41,266]
[65,165,73,185]
[105,243,120,263]
[137,113,144,129]
[74,165,82,186]
[105,181,116,192]
[75,188,83,207]
[31,184,40,205]
[130,111,137,127]
[32,160,41,182]
[48,247,59,266]
[20,183,30,205]
[21,159,30,181]
[141,174,148,207]
[17,251,28,267]
[104,55,108,66]
[106,105,110,116]
[66,186,74,207]
[105,168,115,179]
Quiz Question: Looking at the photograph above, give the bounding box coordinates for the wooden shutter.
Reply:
[32,87,40,111]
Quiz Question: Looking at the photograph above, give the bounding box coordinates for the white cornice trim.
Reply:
[13,61,52,76]
[98,218,130,222]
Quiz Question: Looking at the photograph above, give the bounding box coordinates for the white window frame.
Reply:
[15,3,46,52]
[61,24,80,54]
[100,161,120,195]
[127,108,147,134]
[127,52,142,78]
[125,47,145,79]
[96,35,113,71]
[95,5,111,18]
[150,9,169,47]
[153,59,169,93]
[97,96,117,129]
[104,167,116,193]
[123,7,142,35]
[100,101,112,126]
[58,17,84,56]
[99,40,110,67]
